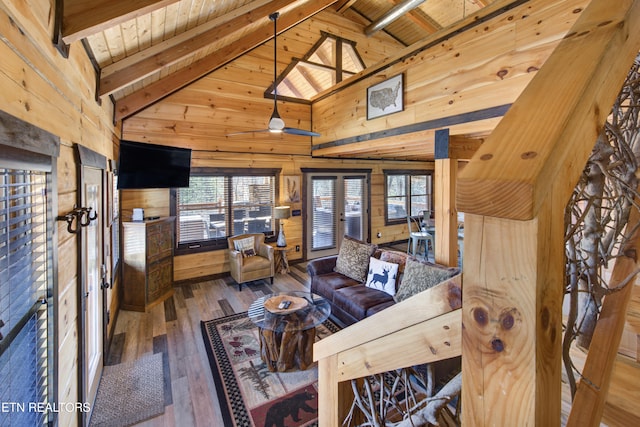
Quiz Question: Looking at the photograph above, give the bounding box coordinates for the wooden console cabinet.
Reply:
[122,217,175,311]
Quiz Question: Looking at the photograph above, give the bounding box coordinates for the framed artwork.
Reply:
[283,175,301,203]
[367,73,404,120]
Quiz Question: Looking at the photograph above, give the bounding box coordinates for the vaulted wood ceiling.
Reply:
[60,0,498,121]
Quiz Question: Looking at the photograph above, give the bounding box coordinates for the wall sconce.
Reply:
[274,206,291,247]
[57,205,98,234]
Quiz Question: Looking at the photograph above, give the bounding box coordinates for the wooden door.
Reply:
[81,166,104,422]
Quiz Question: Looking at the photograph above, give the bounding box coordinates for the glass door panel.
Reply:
[306,173,368,259]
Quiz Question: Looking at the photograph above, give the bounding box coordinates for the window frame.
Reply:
[0,111,59,426]
[171,168,280,255]
[384,170,433,225]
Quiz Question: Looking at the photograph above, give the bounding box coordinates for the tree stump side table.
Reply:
[270,243,293,274]
[248,292,331,372]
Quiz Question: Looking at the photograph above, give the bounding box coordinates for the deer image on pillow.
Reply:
[365,257,399,296]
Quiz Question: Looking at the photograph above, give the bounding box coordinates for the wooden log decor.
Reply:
[258,324,316,372]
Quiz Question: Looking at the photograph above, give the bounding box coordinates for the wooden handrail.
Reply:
[314,275,462,426]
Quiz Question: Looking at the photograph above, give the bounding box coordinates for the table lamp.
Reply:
[274,206,291,247]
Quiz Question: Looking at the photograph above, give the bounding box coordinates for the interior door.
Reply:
[82,166,104,420]
[305,173,368,259]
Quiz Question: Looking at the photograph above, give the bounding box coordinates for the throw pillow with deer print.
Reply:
[365,257,399,296]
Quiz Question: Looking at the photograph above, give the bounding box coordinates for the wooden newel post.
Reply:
[460,208,565,425]
[457,0,640,425]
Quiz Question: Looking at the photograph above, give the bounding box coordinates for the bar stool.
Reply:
[406,216,434,259]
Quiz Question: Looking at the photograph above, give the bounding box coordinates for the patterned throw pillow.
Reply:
[365,257,399,296]
[334,236,376,283]
[379,250,409,275]
[234,236,255,252]
[393,257,456,303]
[242,248,256,258]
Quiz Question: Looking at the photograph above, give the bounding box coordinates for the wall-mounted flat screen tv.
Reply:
[117,140,192,189]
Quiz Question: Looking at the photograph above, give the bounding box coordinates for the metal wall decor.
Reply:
[57,205,98,234]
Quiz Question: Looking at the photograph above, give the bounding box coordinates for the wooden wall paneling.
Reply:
[312,0,588,150]
[120,188,171,220]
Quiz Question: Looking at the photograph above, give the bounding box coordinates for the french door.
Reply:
[305,172,369,259]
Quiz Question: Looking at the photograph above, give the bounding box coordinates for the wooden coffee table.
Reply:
[248,291,331,372]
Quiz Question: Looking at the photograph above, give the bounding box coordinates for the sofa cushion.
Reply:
[394,257,458,303]
[334,236,377,283]
[312,271,361,303]
[365,256,399,296]
[333,285,394,321]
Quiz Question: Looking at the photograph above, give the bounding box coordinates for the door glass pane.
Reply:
[344,177,364,241]
[311,177,336,250]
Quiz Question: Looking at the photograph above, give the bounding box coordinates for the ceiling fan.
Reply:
[226,12,320,137]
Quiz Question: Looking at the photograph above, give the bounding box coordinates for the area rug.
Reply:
[89,352,165,427]
[201,312,340,427]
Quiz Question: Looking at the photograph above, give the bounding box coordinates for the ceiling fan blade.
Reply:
[283,127,320,137]
[226,129,271,136]
[229,13,322,139]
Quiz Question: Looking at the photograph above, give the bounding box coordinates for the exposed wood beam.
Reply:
[100,0,299,96]
[114,0,338,121]
[333,0,358,14]
[405,6,442,34]
[435,129,484,160]
[313,104,509,153]
[62,0,179,44]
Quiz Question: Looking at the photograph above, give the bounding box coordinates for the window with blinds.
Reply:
[0,169,53,426]
[385,171,433,224]
[174,172,277,253]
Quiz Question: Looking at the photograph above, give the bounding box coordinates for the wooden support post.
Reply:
[434,129,458,267]
[461,200,565,425]
[456,0,640,425]
[317,355,352,427]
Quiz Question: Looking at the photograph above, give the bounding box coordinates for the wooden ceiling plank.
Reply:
[114,0,339,120]
[100,0,299,96]
[62,0,180,44]
[334,0,359,14]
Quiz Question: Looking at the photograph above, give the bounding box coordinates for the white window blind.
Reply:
[311,176,336,250]
[0,169,52,426]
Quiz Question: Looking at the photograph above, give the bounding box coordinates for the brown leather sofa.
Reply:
[307,249,459,326]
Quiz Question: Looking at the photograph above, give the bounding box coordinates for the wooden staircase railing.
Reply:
[313,274,462,426]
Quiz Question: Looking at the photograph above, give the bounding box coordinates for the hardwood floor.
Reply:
[103,257,638,427]
[106,263,312,427]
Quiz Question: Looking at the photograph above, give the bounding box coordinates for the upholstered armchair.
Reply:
[227,233,275,290]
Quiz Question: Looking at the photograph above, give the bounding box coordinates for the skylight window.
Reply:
[267,33,365,102]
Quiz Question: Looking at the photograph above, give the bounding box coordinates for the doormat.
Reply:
[201,312,339,427]
[89,352,165,427]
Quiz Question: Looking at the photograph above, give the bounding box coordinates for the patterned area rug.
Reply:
[89,352,165,427]
[201,312,339,427]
